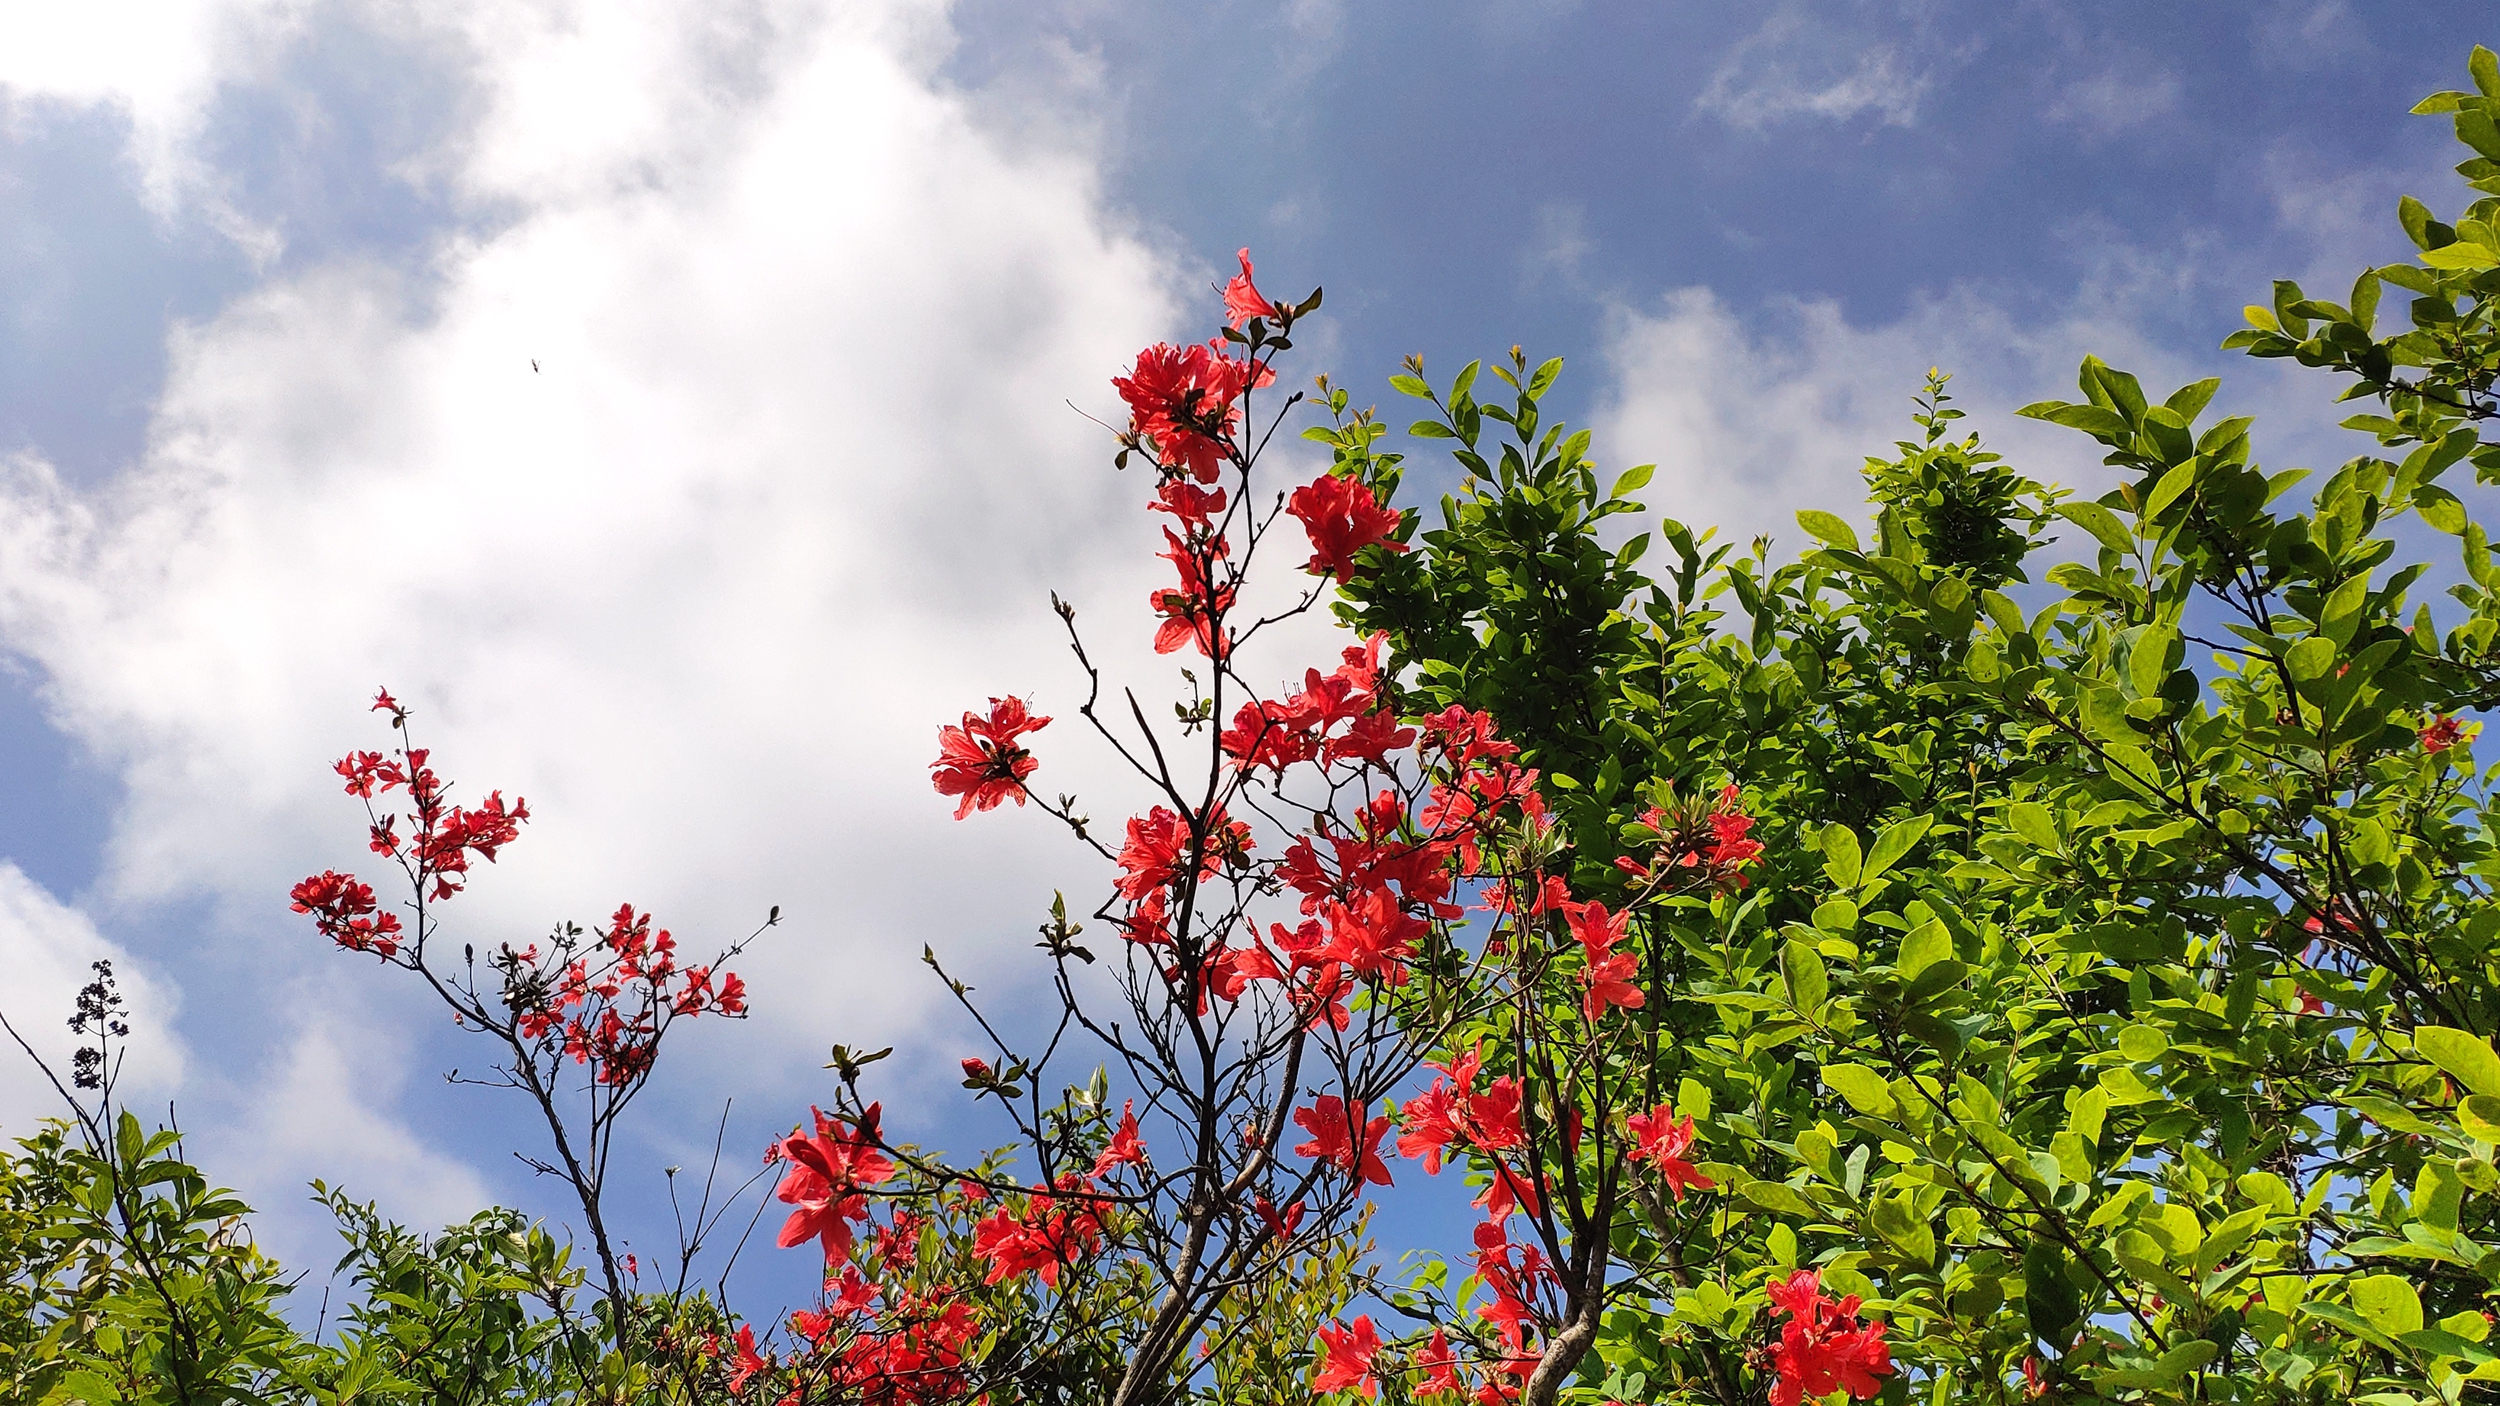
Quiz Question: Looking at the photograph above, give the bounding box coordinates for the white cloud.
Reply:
[218,999,492,1236]
[2046,66,2183,140]
[1695,11,1933,132]
[0,0,1249,1232]
[0,860,185,1138]
[1588,257,2364,561]
[0,0,311,256]
[1522,201,1593,290]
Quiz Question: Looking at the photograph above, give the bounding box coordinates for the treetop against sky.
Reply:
[0,0,2483,1315]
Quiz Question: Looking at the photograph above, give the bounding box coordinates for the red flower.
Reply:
[1320,885,1428,985]
[1765,1270,1893,1406]
[1223,248,1277,327]
[1253,1194,1306,1240]
[1314,1315,1385,1398]
[1152,528,1237,657]
[1294,1095,1394,1186]
[1113,341,1265,482]
[1415,1327,1463,1398]
[930,696,1051,820]
[1625,1103,1715,1200]
[1092,1100,1146,1177]
[2423,713,2472,752]
[1568,900,1645,1021]
[775,1105,896,1264]
[1202,939,1282,1005]
[1287,473,1406,579]
[1397,1080,1462,1173]
[290,870,405,959]
[727,1324,768,1395]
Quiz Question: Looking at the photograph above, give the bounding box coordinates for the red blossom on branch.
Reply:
[930,695,1051,820]
[1314,1314,1385,1398]
[1287,472,1406,580]
[1625,1102,1715,1200]
[1223,247,1277,328]
[1765,1269,1894,1406]
[1294,1095,1394,1187]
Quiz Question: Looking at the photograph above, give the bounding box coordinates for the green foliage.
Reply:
[1309,47,2500,1406]
[2,1117,305,1405]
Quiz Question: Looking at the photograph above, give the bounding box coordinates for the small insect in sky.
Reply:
[531,359,540,372]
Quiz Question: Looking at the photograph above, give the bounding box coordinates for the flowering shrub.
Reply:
[290,688,765,1330]
[23,47,2500,1406]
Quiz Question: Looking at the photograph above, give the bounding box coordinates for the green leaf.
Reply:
[2419,1027,2500,1096]
[2095,1341,2219,1390]
[1823,825,1863,888]
[1389,374,1434,398]
[1871,1195,1936,1264]
[1783,939,1829,1017]
[2353,1274,2426,1337]
[1739,1178,1818,1217]
[1796,509,1861,552]
[2458,1094,2500,1141]
[2416,484,2467,533]
[2476,45,2500,97]
[2118,1024,2169,1062]
[1897,921,1951,980]
[2285,636,2337,683]
[1821,1064,1898,1117]
[2006,802,2060,852]
[2128,625,2178,698]
[2055,501,2133,554]
[2025,1240,2084,1348]
[2421,241,2497,271]
[1608,463,1654,499]
[1861,815,1933,886]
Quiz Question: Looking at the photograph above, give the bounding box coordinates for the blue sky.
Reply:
[0,0,2482,1315]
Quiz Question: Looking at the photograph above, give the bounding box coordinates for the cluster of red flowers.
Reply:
[507,903,749,1086]
[1286,473,1405,580]
[929,696,1051,820]
[1615,782,1764,892]
[291,690,534,958]
[774,1103,898,1265]
[2422,712,2473,753]
[1765,1269,1894,1406]
[1113,338,1270,483]
[723,1211,980,1406]
[1219,634,1415,774]
[969,1174,1111,1287]
[295,692,750,1094]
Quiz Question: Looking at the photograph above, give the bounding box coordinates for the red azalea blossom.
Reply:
[1092,1100,1147,1177]
[1287,472,1406,579]
[727,1324,768,1395]
[930,696,1051,820]
[1152,527,1238,657]
[1112,340,1267,482]
[1294,1095,1394,1186]
[1397,1079,1462,1173]
[775,1105,896,1264]
[1625,1103,1716,1200]
[1765,1269,1894,1406]
[1314,1315,1385,1398]
[1223,247,1277,327]
[1567,900,1645,1021]
[2423,713,2472,752]
[290,869,405,958]
[1416,1327,1464,1398]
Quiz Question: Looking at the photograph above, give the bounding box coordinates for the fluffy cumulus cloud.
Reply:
[0,0,1231,1239]
[1589,263,2369,559]
[0,0,313,255]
